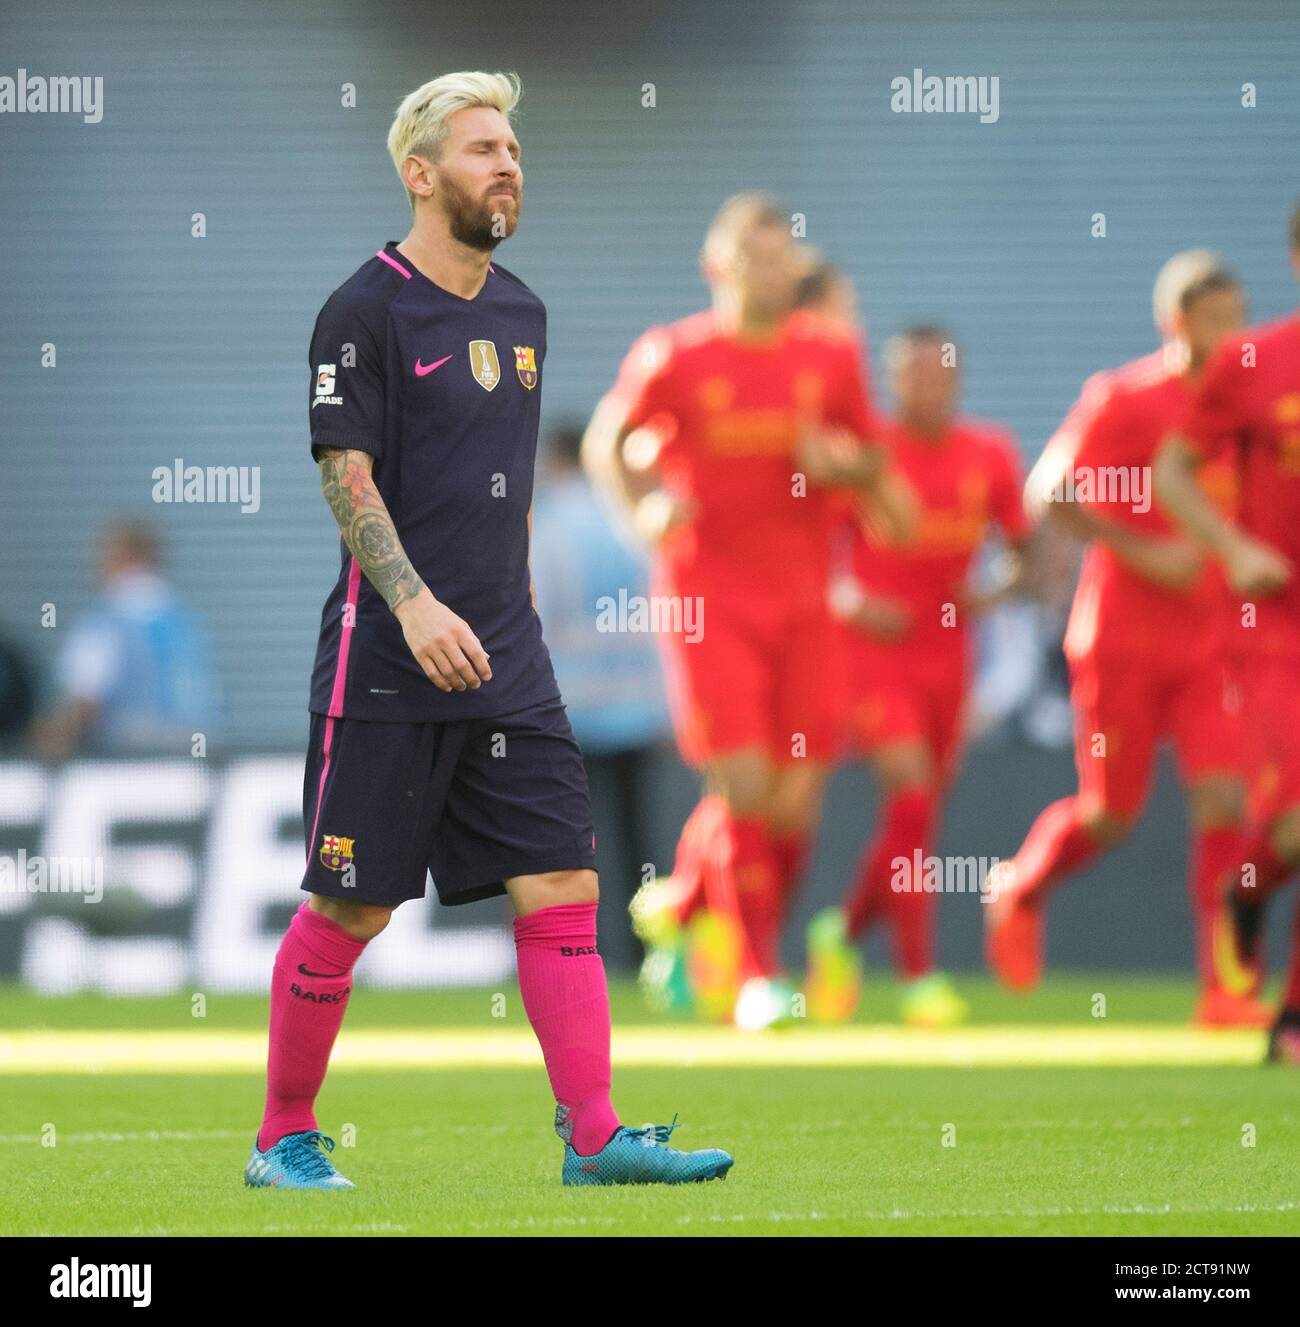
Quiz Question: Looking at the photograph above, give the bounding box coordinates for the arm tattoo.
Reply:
[318,448,426,612]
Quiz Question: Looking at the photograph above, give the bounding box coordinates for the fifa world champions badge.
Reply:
[468,339,500,391]
[319,834,355,872]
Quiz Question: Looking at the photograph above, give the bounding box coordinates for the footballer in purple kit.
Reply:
[244,70,733,1191]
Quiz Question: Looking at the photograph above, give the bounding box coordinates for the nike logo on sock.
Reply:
[414,354,453,376]
[297,962,349,978]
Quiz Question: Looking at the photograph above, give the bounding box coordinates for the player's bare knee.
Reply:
[1082,808,1134,848]
[708,755,775,819]
[529,868,600,907]
[1187,776,1245,829]
[874,743,934,793]
[1271,807,1300,866]
[308,894,394,940]
[768,801,815,837]
[715,773,771,816]
[766,768,827,836]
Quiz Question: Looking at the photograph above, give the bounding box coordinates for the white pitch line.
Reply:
[671,1200,1300,1224]
[77,1201,1298,1237]
[0,1128,250,1145]
[0,1024,1266,1074]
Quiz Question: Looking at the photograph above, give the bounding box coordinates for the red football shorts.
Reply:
[1068,646,1244,819]
[654,584,841,767]
[837,629,969,781]
[1236,647,1300,824]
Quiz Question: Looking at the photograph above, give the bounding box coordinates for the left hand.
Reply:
[796,425,863,486]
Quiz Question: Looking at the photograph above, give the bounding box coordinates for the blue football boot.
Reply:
[244,1129,355,1190]
[559,1110,734,1186]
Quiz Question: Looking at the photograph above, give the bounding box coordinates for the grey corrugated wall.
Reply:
[5,0,1298,745]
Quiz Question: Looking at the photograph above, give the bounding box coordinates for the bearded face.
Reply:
[434,164,520,252]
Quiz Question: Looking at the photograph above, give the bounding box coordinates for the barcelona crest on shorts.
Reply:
[514,345,538,390]
[319,833,355,872]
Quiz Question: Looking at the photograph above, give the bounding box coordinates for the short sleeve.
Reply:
[1044,371,1110,468]
[308,292,387,462]
[986,433,1030,541]
[825,333,879,441]
[1184,336,1247,462]
[1065,380,1163,523]
[609,328,678,431]
[1072,387,1140,476]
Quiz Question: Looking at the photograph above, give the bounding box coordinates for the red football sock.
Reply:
[669,795,727,926]
[1236,826,1296,900]
[771,829,812,921]
[259,899,368,1152]
[844,788,934,945]
[1189,825,1246,993]
[724,814,782,979]
[514,901,621,1158]
[1012,797,1100,904]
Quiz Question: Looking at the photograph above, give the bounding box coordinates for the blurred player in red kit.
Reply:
[986,249,1269,1029]
[797,267,1032,1027]
[1155,206,1300,1058]
[583,196,910,1029]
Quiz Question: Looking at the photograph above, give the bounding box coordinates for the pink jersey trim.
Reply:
[328,556,362,717]
[307,715,335,859]
[376,247,413,279]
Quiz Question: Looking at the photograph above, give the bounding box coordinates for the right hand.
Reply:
[829,576,911,642]
[394,588,492,692]
[862,469,921,547]
[796,425,862,486]
[853,594,912,642]
[1222,534,1294,597]
[634,490,697,548]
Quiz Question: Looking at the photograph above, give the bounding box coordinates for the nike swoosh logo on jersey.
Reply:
[298,962,349,978]
[414,355,454,376]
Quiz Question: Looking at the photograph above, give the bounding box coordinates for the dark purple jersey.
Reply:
[306,241,560,721]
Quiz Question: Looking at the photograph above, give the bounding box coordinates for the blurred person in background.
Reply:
[968,519,1079,752]
[29,519,221,759]
[986,251,1263,1029]
[530,423,673,967]
[0,629,37,752]
[1155,205,1300,1058]
[584,195,909,1030]
[795,268,1032,1028]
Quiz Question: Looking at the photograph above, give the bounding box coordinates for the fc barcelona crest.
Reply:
[514,345,538,390]
[468,339,501,391]
[319,833,355,872]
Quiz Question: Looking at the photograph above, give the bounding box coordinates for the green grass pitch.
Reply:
[2,975,1298,1236]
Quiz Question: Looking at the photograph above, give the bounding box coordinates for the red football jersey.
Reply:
[841,416,1028,657]
[610,308,878,599]
[1183,313,1300,656]
[1056,352,1237,661]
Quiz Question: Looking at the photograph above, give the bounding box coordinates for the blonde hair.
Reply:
[702,191,788,266]
[387,71,521,209]
[1152,248,1235,330]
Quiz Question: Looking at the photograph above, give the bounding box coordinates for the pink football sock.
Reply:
[514,901,621,1157]
[258,899,368,1152]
